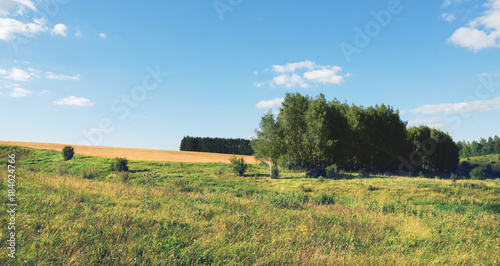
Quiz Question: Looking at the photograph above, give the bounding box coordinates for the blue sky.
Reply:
[1,0,499,151]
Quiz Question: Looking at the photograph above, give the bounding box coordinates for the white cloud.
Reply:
[0,16,48,41]
[98,33,106,38]
[271,73,309,88]
[256,98,284,109]
[0,0,36,16]
[440,12,456,22]
[407,117,444,125]
[402,96,500,115]
[304,66,345,85]
[448,0,500,51]
[272,60,315,73]
[442,0,453,8]
[9,87,31,97]
[256,60,349,89]
[53,96,95,107]
[449,27,498,51]
[253,81,265,88]
[428,123,450,129]
[0,67,32,81]
[45,72,80,81]
[40,89,49,95]
[51,23,67,37]
[253,71,258,75]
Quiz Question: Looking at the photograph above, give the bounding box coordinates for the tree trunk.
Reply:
[269,158,272,177]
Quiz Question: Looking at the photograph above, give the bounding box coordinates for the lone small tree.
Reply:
[229,155,248,176]
[251,110,282,177]
[62,145,75,161]
[111,157,129,172]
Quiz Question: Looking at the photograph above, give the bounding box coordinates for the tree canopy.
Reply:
[252,92,460,176]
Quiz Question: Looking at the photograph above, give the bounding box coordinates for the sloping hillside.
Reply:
[0,141,258,164]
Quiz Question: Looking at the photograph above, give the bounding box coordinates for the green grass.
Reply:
[461,153,500,176]
[1,145,500,265]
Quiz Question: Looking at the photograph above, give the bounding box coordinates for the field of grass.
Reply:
[461,154,500,171]
[1,145,500,265]
[0,141,258,164]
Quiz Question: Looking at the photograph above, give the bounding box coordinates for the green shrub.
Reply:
[81,167,101,179]
[110,157,129,172]
[469,167,485,180]
[457,161,472,176]
[300,185,312,193]
[367,185,379,191]
[306,168,326,178]
[450,172,457,183]
[358,168,370,178]
[116,171,129,182]
[314,193,335,205]
[62,145,75,161]
[325,164,339,179]
[271,167,280,179]
[268,193,300,209]
[229,155,247,176]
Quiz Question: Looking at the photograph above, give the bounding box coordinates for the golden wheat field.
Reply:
[0,140,258,164]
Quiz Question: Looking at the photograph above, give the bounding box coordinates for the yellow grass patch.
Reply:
[0,140,258,163]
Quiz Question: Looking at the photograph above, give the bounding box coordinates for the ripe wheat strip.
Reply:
[0,141,258,164]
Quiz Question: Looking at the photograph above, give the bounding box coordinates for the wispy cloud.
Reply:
[440,12,456,22]
[53,96,95,107]
[1,67,80,82]
[98,33,106,38]
[9,87,31,97]
[407,117,445,125]
[402,97,500,115]
[256,98,284,109]
[255,60,349,89]
[0,0,37,16]
[272,61,316,73]
[45,72,80,81]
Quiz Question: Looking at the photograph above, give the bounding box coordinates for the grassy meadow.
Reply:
[460,153,500,176]
[1,144,500,265]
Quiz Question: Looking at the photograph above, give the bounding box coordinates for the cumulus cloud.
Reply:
[45,72,80,81]
[402,97,500,115]
[0,67,32,81]
[53,96,95,107]
[303,66,346,85]
[255,60,349,89]
[9,87,31,97]
[51,23,67,37]
[448,0,500,51]
[272,73,309,88]
[0,16,48,41]
[255,98,284,109]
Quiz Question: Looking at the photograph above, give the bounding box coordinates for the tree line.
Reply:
[252,92,459,177]
[457,136,500,158]
[180,136,254,155]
